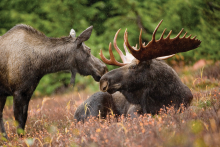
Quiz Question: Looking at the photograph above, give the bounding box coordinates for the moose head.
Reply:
[99,20,201,114]
[68,26,108,83]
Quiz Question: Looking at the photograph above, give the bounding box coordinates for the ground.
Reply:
[1,63,220,147]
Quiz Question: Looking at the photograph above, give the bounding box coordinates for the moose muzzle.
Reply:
[100,80,109,92]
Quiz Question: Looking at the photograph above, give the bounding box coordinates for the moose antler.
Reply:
[99,29,134,66]
[125,20,201,61]
[100,42,126,66]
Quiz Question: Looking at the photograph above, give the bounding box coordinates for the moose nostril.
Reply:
[100,80,109,92]
[103,85,108,91]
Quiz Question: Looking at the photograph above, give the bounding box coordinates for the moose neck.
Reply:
[120,89,146,105]
[34,38,75,75]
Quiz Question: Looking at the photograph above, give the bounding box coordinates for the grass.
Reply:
[1,64,220,146]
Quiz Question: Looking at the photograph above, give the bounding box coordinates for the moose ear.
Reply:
[70,29,76,38]
[76,26,93,45]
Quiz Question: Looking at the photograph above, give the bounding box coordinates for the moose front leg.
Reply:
[13,92,31,136]
[127,104,142,119]
[22,100,30,130]
[0,96,7,139]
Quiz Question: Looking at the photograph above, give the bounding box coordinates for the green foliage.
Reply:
[189,120,204,134]
[198,99,212,108]
[0,0,219,96]
[34,72,71,97]
[5,96,13,106]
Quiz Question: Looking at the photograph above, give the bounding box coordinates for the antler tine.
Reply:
[123,29,130,55]
[182,32,187,38]
[124,29,140,56]
[159,28,167,40]
[152,19,163,42]
[192,36,197,39]
[99,42,126,67]
[114,29,127,63]
[187,34,192,39]
[157,54,175,60]
[124,19,201,61]
[165,30,172,39]
[123,42,129,55]
[123,32,135,63]
[174,28,184,39]
[139,28,143,48]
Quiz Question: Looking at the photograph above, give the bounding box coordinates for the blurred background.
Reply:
[0,0,219,97]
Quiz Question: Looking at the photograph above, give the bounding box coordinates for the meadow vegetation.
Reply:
[1,64,220,146]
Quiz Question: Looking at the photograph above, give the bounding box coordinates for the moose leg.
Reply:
[0,96,7,139]
[127,104,142,118]
[22,99,30,130]
[13,92,31,136]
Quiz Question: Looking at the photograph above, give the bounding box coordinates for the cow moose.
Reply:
[74,20,201,122]
[0,25,107,138]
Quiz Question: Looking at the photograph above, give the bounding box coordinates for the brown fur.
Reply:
[0,25,107,138]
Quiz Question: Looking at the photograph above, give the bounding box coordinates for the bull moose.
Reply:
[74,20,201,121]
[0,25,107,138]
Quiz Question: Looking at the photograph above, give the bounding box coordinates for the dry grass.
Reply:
[1,65,220,147]
[1,89,219,147]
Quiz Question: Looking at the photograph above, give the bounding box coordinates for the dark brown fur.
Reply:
[75,59,193,122]
[74,91,142,122]
[100,59,193,115]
